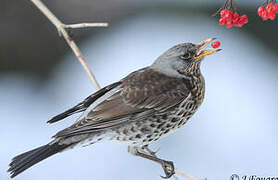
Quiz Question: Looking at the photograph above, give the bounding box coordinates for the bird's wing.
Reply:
[54,68,191,138]
[47,82,121,124]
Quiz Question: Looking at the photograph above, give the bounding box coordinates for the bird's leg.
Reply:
[128,146,175,179]
[142,145,160,157]
[142,146,179,180]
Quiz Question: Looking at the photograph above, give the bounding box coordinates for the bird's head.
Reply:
[151,38,221,77]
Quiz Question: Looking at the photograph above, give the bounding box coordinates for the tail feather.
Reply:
[9,145,47,168]
[8,142,71,178]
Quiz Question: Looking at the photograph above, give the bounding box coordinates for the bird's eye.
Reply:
[180,52,191,60]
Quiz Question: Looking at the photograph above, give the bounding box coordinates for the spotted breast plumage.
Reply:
[8,38,220,179]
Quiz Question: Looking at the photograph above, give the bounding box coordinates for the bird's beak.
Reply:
[194,38,222,60]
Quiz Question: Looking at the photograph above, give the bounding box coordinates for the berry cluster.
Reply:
[257,3,278,20]
[219,9,248,28]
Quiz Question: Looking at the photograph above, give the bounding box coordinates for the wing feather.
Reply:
[54,68,190,138]
[47,82,121,123]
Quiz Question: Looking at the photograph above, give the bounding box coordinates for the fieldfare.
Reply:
[8,38,221,178]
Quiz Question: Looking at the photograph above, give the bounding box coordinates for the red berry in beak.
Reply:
[211,41,221,48]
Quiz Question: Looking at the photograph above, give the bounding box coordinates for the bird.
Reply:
[8,38,221,179]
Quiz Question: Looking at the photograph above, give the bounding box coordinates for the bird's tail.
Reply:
[8,141,72,178]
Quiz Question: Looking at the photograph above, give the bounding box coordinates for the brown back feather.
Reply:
[54,68,190,138]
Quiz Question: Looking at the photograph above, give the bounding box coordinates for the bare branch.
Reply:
[63,23,108,29]
[175,169,207,180]
[30,0,107,90]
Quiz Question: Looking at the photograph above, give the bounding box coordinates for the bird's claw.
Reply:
[160,160,175,179]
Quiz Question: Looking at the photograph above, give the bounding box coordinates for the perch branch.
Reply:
[175,169,207,180]
[30,0,108,90]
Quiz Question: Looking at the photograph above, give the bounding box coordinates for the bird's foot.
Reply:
[160,160,175,179]
[128,146,175,179]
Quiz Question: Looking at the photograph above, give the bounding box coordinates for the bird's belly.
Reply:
[110,97,203,146]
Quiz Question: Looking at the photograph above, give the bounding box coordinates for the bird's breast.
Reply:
[194,74,205,107]
[172,74,205,123]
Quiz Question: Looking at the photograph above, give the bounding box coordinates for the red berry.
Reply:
[269,13,276,20]
[232,13,240,24]
[258,6,265,16]
[233,13,239,18]
[267,6,274,15]
[266,3,274,11]
[274,4,278,13]
[219,18,226,25]
[220,9,228,17]
[211,41,221,48]
[241,15,248,24]
[234,20,242,27]
[224,10,233,19]
[260,10,268,20]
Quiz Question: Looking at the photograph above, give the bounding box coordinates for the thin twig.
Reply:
[63,23,108,29]
[175,169,207,180]
[30,0,107,90]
